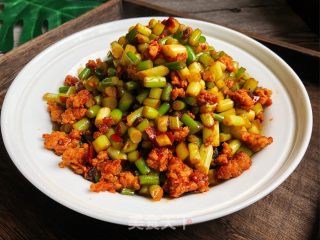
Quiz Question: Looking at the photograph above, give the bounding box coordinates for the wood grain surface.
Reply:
[0,1,319,240]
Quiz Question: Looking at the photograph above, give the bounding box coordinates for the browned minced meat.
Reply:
[225,79,235,88]
[171,88,185,100]
[255,112,264,122]
[69,129,82,140]
[66,90,92,108]
[173,127,189,142]
[89,181,110,192]
[197,90,218,105]
[202,71,214,82]
[163,157,209,198]
[61,108,87,124]
[102,178,122,192]
[90,159,122,193]
[189,170,209,193]
[146,147,173,172]
[162,16,178,33]
[119,171,140,190]
[240,132,273,152]
[47,102,64,123]
[86,58,103,70]
[227,89,254,110]
[43,131,80,155]
[126,65,140,80]
[148,40,161,59]
[218,55,235,72]
[255,88,273,107]
[182,27,192,41]
[171,71,188,88]
[91,150,108,166]
[215,142,232,165]
[64,75,79,86]
[59,143,89,175]
[90,178,122,193]
[96,151,108,161]
[216,152,252,180]
[101,159,122,176]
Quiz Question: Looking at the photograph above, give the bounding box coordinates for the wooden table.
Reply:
[0,1,319,239]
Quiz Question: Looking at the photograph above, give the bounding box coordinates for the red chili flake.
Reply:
[88,143,94,165]
[110,134,123,142]
[146,127,157,141]
[58,95,67,103]
[253,95,260,104]
[121,114,127,121]
[115,124,122,136]
[64,75,79,86]
[159,33,167,39]
[102,117,114,127]
[157,53,165,59]
[133,117,143,126]
[97,124,109,134]
[200,43,208,50]
[265,98,272,106]
[159,31,168,38]
[166,132,174,144]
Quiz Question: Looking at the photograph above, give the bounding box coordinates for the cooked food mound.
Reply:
[43,17,273,200]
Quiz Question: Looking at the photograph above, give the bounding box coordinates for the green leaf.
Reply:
[0,0,105,52]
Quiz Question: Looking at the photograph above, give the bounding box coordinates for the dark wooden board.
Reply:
[0,1,319,240]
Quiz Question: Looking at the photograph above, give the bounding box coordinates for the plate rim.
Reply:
[1,16,313,226]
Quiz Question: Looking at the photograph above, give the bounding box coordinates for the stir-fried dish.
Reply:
[43,17,273,201]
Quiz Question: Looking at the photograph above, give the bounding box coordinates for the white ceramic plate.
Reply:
[1,17,312,227]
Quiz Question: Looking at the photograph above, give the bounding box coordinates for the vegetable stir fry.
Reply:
[43,17,273,200]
